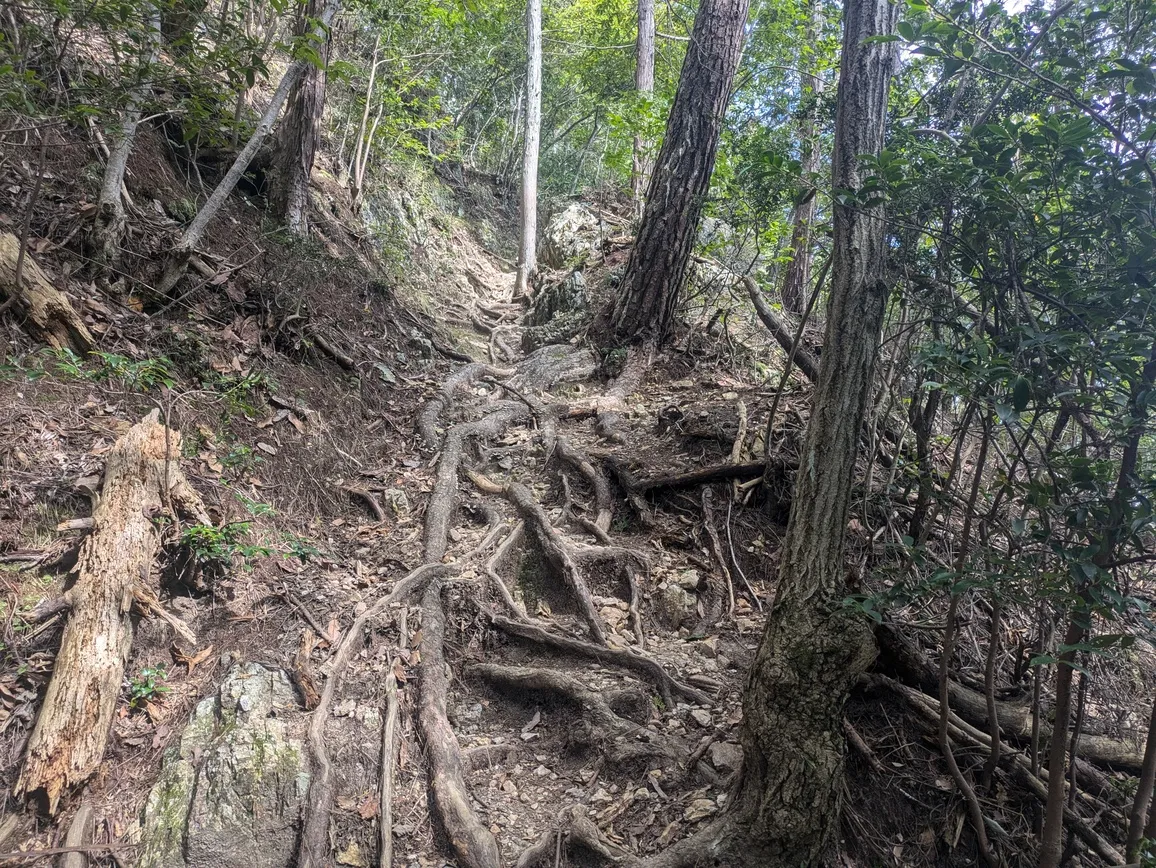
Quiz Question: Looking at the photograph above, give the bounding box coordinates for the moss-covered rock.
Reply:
[139,663,308,868]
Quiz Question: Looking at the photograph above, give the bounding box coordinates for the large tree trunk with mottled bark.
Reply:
[612,0,750,344]
[630,0,655,217]
[270,0,327,236]
[731,0,898,862]
[0,231,93,353]
[513,0,543,297]
[16,412,208,814]
[779,0,824,313]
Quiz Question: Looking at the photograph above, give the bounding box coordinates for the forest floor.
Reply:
[0,124,1152,868]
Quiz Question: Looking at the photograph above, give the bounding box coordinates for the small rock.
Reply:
[689,709,712,728]
[708,741,743,772]
[501,780,517,795]
[534,764,549,777]
[695,636,719,658]
[684,798,717,822]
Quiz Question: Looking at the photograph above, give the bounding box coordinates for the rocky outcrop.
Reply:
[538,202,601,269]
[139,663,309,868]
[522,270,590,351]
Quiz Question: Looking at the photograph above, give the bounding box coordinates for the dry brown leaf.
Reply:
[172,644,215,674]
[391,659,408,684]
[357,794,379,820]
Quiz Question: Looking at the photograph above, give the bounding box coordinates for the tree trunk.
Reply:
[88,4,160,267]
[779,0,824,313]
[731,0,898,862]
[0,231,93,353]
[630,0,655,218]
[514,0,542,298]
[612,0,750,344]
[1126,696,1156,861]
[350,33,382,210]
[1039,338,1156,868]
[270,0,327,236]
[157,0,339,294]
[15,411,208,814]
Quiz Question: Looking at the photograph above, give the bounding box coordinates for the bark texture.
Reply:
[514,0,543,297]
[612,0,750,343]
[0,231,93,353]
[270,0,326,236]
[631,0,655,215]
[16,411,207,813]
[732,0,898,862]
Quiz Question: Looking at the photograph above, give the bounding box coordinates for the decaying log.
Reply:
[0,231,93,353]
[17,411,208,813]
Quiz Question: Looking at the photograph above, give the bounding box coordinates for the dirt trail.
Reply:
[287,229,769,867]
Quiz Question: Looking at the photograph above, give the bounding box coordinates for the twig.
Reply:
[283,590,331,640]
[343,486,386,522]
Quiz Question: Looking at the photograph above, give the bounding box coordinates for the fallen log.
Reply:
[16,411,209,813]
[0,231,93,353]
[876,623,1146,772]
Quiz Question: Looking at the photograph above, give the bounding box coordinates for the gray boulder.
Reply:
[139,663,309,868]
[538,202,601,269]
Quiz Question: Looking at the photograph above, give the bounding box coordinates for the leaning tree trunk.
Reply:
[88,4,160,268]
[270,0,327,236]
[630,0,655,218]
[731,0,898,862]
[16,411,208,814]
[612,0,750,344]
[157,0,339,294]
[513,0,543,298]
[779,0,824,313]
[0,231,93,353]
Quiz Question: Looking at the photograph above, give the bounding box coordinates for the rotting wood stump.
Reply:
[0,231,93,353]
[16,411,209,814]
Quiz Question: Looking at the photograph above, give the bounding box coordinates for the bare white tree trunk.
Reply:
[158,0,339,294]
[514,0,542,297]
[631,0,655,218]
[89,4,160,267]
[350,33,382,210]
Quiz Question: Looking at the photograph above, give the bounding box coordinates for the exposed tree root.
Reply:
[379,665,399,868]
[631,457,792,495]
[596,343,654,443]
[425,405,530,562]
[469,471,606,644]
[419,581,501,868]
[553,436,613,533]
[514,806,631,867]
[471,663,672,764]
[487,614,710,707]
[417,363,516,449]
[697,487,734,626]
[298,562,451,868]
